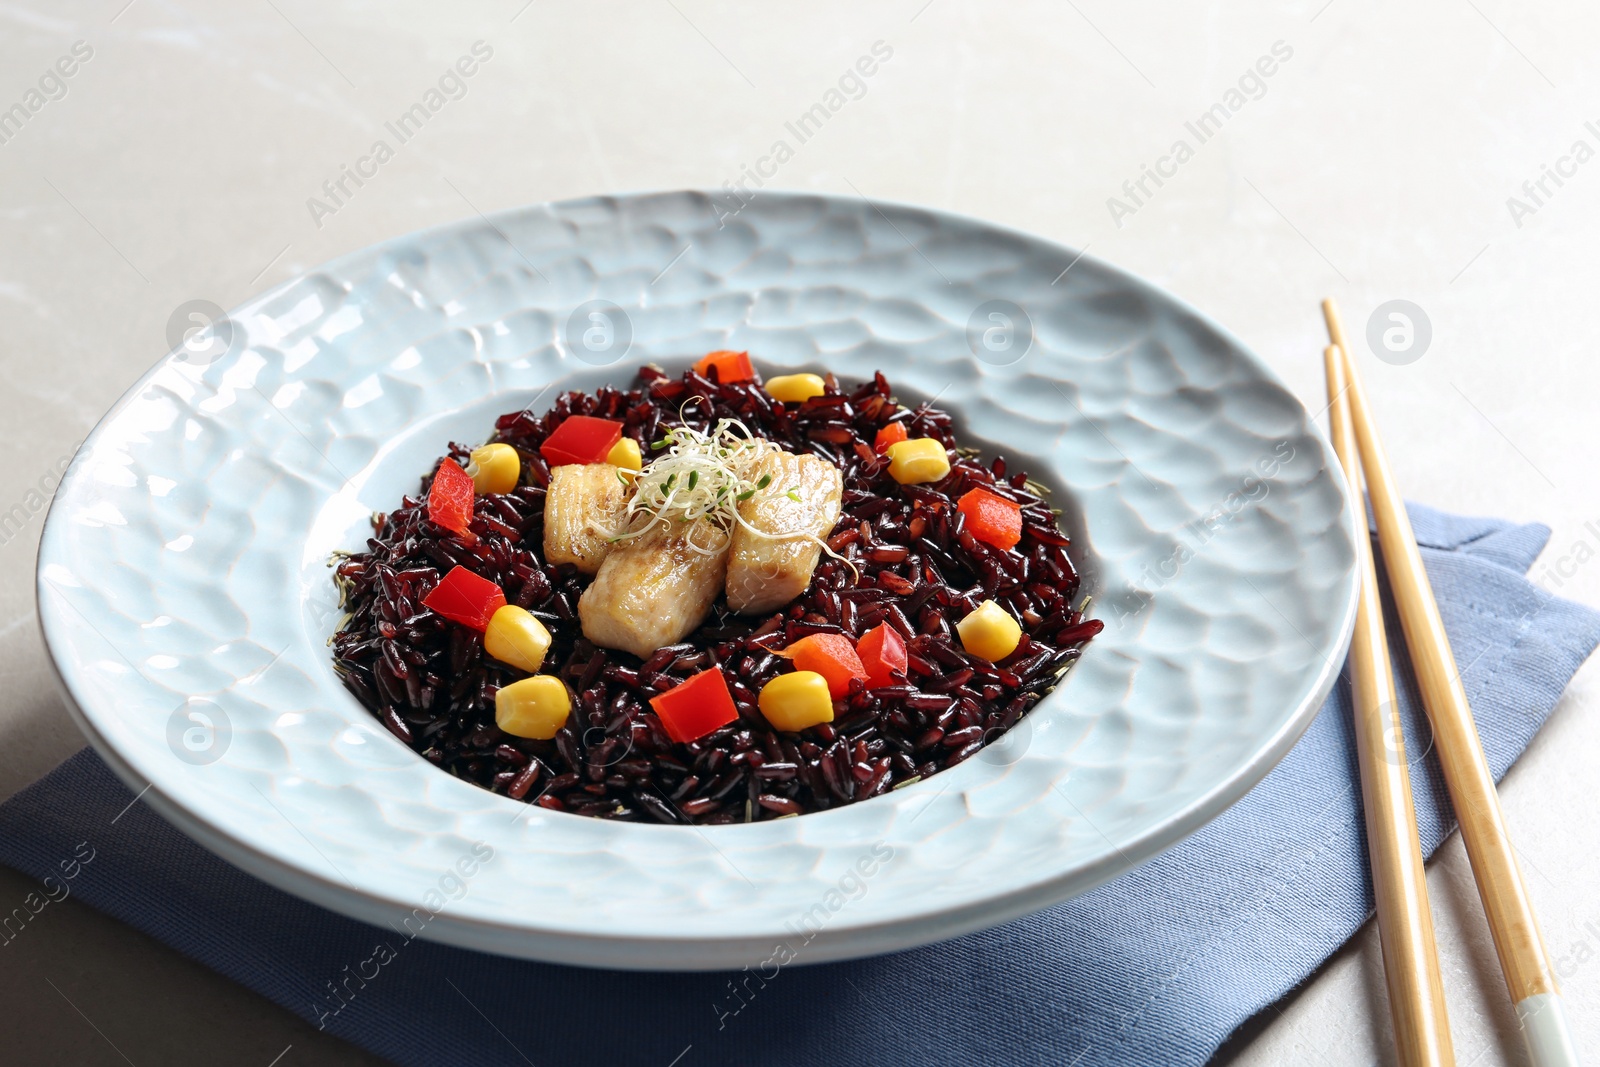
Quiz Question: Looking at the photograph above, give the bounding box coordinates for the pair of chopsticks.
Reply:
[1320,301,1580,1067]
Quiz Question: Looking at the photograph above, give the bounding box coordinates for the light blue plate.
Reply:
[37,191,1358,969]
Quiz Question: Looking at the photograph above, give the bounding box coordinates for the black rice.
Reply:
[330,364,1102,824]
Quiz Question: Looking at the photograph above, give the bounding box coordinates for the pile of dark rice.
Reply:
[330,365,1102,824]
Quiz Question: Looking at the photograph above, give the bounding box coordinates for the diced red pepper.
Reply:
[422,565,506,631]
[693,349,756,383]
[873,422,909,454]
[957,487,1023,551]
[427,458,476,537]
[539,415,623,468]
[856,623,907,690]
[650,668,739,744]
[781,633,867,699]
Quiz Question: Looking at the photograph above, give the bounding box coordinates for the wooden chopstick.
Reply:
[1323,345,1455,1067]
[1322,299,1582,1067]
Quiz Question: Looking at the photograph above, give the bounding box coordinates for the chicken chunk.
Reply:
[725,450,843,614]
[578,518,731,658]
[543,463,633,575]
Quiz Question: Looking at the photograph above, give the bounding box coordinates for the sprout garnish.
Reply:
[608,410,775,555]
[606,399,851,575]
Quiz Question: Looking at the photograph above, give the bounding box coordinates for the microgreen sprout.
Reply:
[607,399,853,575]
[609,410,773,553]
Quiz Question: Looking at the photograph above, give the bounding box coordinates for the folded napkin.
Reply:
[3,503,1597,1067]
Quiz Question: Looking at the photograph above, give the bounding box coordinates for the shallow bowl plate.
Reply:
[38,191,1358,969]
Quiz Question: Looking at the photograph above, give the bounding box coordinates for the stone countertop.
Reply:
[2,1,1597,1063]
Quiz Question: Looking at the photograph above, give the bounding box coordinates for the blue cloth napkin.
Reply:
[4,503,1598,1067]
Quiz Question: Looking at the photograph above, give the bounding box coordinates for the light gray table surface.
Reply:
[3,2,1598,1064]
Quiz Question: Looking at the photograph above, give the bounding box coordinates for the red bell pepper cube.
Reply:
[856,623,908,690]
[957,487,1023,551]
[539,415,623,468]
[422,565,506,631]
[650,668,739,744]
[427,458,476,537]
[693,349,756,383]
[873,422,909,454]
[781,633,867,699]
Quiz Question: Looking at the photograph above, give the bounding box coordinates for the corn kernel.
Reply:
[484,604,552,673]
[605,436,642,472]
[467,442,521,495]
[765,373,827,404]
[886,438,951,485]
[956,599,1022,662]
[494,674,571,740]
[758,671,834,732]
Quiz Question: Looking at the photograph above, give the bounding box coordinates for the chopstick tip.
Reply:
[1320,298,1343,345]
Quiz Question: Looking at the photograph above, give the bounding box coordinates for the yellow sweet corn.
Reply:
[956,599,1022,662]
[484,605,552,673]
[605,436,642,472]
[494,675,571,740]
[467,442,521,495]
[765,373,827,404]
[886,438,951,485]
[757,671,834,732]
